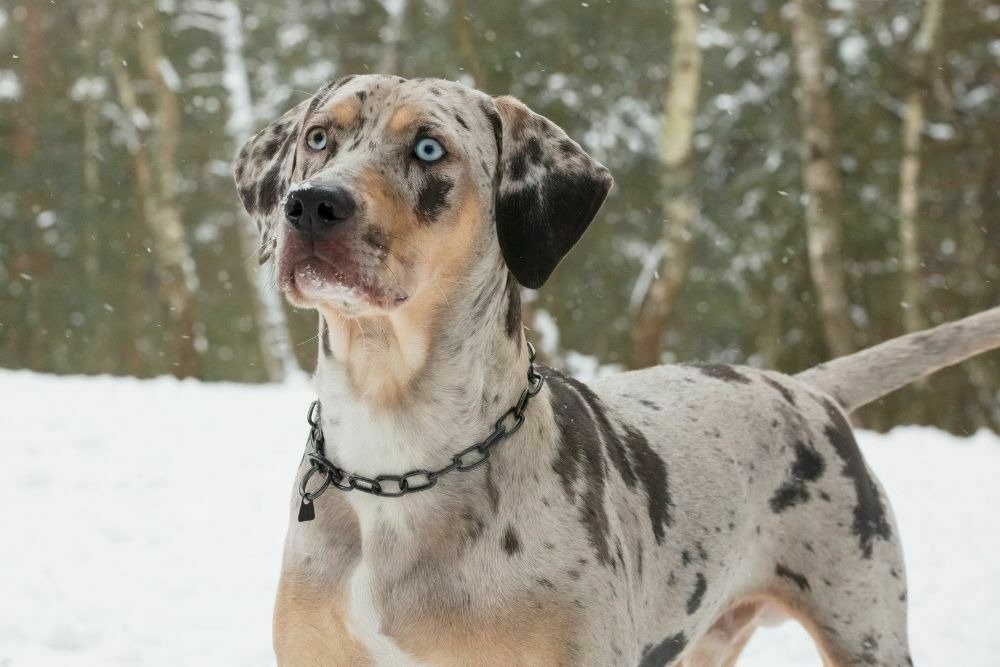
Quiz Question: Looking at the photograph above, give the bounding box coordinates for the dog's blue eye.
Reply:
[413,137,445,162]
[306,128,327,151]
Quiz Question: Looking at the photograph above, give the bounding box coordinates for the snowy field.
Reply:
[2,369,999,666]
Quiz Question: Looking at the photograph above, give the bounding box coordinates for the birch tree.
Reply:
[112,2,202,377]
[379,0,408,74]
[629,0,702,369]
[178,0,302,381]
[77,0,107,372]
[788,0,855,359]
[898,0,944,335]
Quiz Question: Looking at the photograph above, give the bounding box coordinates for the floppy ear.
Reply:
[233,100,309,264]
[491,95,613,289]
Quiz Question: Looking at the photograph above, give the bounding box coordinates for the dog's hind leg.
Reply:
[763,542,914,667]
[677,601,761,667]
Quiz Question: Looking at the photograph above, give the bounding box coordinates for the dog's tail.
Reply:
[795,306,1000,413]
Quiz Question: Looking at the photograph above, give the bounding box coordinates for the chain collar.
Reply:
[296,342,545,522]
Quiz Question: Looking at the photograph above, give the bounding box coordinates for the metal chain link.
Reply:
[298,343,545,511]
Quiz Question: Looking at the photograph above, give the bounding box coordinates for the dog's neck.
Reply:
[307,250,528,571]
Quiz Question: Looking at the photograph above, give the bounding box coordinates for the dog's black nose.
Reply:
[284,183,357,234]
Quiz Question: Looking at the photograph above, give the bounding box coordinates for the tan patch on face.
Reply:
[328,99,360,128]
[388,105,417,133]
[390,601,578,667]
[273,572,372,666]
[321,170,484,408]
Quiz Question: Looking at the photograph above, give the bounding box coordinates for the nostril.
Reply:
[284,198,304,223]
[316,202,337,223]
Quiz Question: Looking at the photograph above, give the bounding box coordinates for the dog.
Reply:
[234,74,1000,666]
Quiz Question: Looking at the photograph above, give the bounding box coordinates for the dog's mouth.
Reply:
[279,253,408,313]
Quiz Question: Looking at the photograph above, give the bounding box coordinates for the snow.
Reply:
[2,369,999,666]
[0,69,22,100]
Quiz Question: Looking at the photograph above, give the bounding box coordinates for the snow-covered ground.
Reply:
[2,369,998,666]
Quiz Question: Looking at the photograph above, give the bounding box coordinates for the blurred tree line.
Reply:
[1,0,998,434]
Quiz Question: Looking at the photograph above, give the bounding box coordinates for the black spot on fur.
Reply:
[770,441,826,513]
[355,90,367,101]
[508,152,529,181]
[639,633,687,667]
[459,507,485,545]
[821,398,892,558]
[485,461,501,511]
[482,101,503,169]
[470,271,503,324]
[261,133,286,161]
[256,162,283,214]
[330,74,357,93]
[455,114,468,130]
[321,323,332,357]
[694,363,752,384]
[775,563,811,592]
[306,91,326,117]
[525,136,544,164]
[415,174,453,224]
[238,185,257,215]
[763,376,797,405]
[624,394,662,411]
[619,421,673,544]
[550,368,673,544]
[547,370,612,566]
[686,573,707,614]
[504,271,520,338]
[860,633,879,664]
[501,525,521,555]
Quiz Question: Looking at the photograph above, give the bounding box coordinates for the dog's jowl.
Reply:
[235,74,1000,666]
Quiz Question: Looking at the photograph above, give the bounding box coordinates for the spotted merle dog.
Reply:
[234,74,1000,666]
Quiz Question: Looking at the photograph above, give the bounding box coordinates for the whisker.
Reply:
[295,330,321,348]
[382,233,429,260]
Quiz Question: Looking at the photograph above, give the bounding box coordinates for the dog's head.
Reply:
[234,75,612,318]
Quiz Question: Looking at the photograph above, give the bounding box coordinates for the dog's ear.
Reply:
[490,95,613,289]
[233,100,308,264]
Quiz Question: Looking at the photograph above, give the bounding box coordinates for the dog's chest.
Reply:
[277,526,580,667]
[344,560,433,666]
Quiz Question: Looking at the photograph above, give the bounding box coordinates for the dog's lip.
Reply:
[282,254,408,308]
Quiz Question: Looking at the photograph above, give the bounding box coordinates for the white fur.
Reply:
[346,561,431,666]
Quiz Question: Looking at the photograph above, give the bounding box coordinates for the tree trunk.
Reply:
[9,1,48,369]
[788,0,855,360]
[112,4,202,377]
[78,1,106,373]
[205,0,301,381]
[110,53,158,374]
[898,0,944,335]
[452,0,485,86]
[379,0,408,74]
[628,0,701,369]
